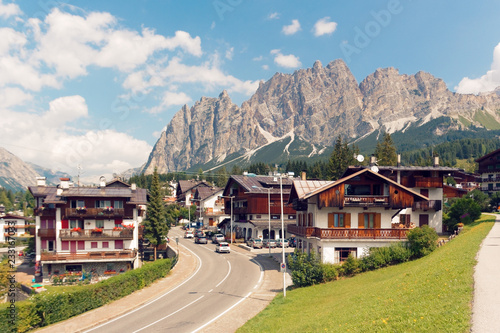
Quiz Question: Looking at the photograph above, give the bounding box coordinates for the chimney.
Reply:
[397,154,401,167]
[60,177,70,189]
[56,188,63,196]
[131,183,137,191]
[301,170,307,181]
[433,156,439,167]
[36,177,46,187]
[369,155,377,166]
[99,176,106,188]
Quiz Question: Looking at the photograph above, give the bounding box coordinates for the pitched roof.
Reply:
[224,175,294,196]
[293,168,429,201]
[177,180,211,194]
[476,147,500,163]
[195,186,223,200]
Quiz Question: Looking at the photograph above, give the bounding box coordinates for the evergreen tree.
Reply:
[328,135,355,180]
[375,132,398,166]
[142,168,168,259]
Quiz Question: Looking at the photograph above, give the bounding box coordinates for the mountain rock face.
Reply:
[143,59,500,174]
[0,148,40,191]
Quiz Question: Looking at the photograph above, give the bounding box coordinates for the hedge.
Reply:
[0,258,174,332]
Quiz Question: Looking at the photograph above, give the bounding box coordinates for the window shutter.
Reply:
[61,241,69,250]
[328,213,334,228]
[78,241,85,250]
[61,220,69,229]
[308,213,313,226]
[41,239,47,250]
[345,213,351,228]
[115,218,123,225]
[375,213,381,229]
[358,213,364,228]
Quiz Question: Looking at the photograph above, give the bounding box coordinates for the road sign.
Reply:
[281,263,286,269]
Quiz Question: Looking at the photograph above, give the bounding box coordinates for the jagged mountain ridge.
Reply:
[142,59,500,174]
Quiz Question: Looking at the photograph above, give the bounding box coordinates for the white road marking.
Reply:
[215,260,231,288]
[83,242,202,333]
[132,296,205,333]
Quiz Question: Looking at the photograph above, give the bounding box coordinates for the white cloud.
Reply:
[262,64,269,70]
[313,17,337,36]
[0,28,26,55]
[123,56,260,96]
[0,0,21,18]
[0,87,32,108]
[147,91,192,114]
[272,51,301,68]
[225,46,234,60]
[253,55,263,61]
[268,12,280,20]
[0,96,151,180]
[270,49,280,55]
[282,19,301,35]
[456,42,500,94]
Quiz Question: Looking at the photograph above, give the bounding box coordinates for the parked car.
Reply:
[215,242,230,253]
[276,238,289,248]
[246,238,263,249]
[195,235,208,244]
[184,230,194,238]
[194,229,204,238]
[263,239,277,248]
[212,233,225,244]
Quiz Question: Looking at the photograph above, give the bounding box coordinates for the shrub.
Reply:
[445,198,481,230]
[340,253,361,277]
[287,250,323,287]
[407,225,438,258]
[321,263,340,282]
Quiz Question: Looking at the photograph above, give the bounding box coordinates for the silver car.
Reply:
[263,239,277,248]
[247,238,263,249]
[215,242,230,253]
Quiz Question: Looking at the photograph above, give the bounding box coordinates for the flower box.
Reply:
[104,270,116,275]
[76,206,87,213]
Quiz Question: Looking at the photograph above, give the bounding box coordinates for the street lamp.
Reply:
[219,195,234,244]
[279,174,286,298]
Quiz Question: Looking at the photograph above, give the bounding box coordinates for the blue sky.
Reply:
[1,0,500,182]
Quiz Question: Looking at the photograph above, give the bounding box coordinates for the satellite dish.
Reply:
[356,155,364,163]
[370,165,379,173]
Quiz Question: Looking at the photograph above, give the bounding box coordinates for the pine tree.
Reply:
[374,132,398,166]
[142,168,168,260]
[328,135,355,180]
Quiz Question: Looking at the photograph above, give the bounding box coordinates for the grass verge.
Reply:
[239,216,494,333]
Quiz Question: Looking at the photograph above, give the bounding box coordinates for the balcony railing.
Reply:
[41,249,137,261]
[59,228,134,240]
[65,208,126,218]
[288,225,409,240]
[344,196,389,206]
[413,200,442,211]
[38,229,56,238]
[35,208,56,216]
[3,225,32,229]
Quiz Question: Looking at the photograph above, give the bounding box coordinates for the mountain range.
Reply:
[141,59,500,174]
[0,147,70,192]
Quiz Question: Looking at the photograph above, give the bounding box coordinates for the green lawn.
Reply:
[239,217,494,333]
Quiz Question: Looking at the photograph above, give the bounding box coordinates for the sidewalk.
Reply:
[472,214,500,333]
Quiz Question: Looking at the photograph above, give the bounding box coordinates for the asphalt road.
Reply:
[85,228,263,333]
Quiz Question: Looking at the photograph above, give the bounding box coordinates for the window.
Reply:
[115,240,123,249]
[256,215,261,219]
[288,215,296,220]
[96,200,111,208]
[399,214,411,225]
[328,213,350,228]
[271,215,280,220]
[78,241,85,250]
[106,263,114,271]
[359,213,381,229]
[334,248,357,263]
[488,165,494,170]
[61,241,69,250]
[114,200,123,209]
[364,214,375,228]
[65,264,82,272]
[71,200,85,208]
[70,220,83,229]
[91,242,98,249]
[96,220,104,228]
[102,241,109,248]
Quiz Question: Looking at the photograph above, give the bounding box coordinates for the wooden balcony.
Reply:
[38,228,56,238]
[36,208,56,217]
[288,225,409,240]
[344,196,389,206]
[64,208,127,219]
[59,228,134,240]
[41,250,137,262]
[413,200,442,211]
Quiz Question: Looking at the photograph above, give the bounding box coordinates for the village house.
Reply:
[476,147,500,193]
[28,176,147,282]
[192,186,227,227]
[288,168,429,264]
[219,174,296,241]
[1,214,33,243]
